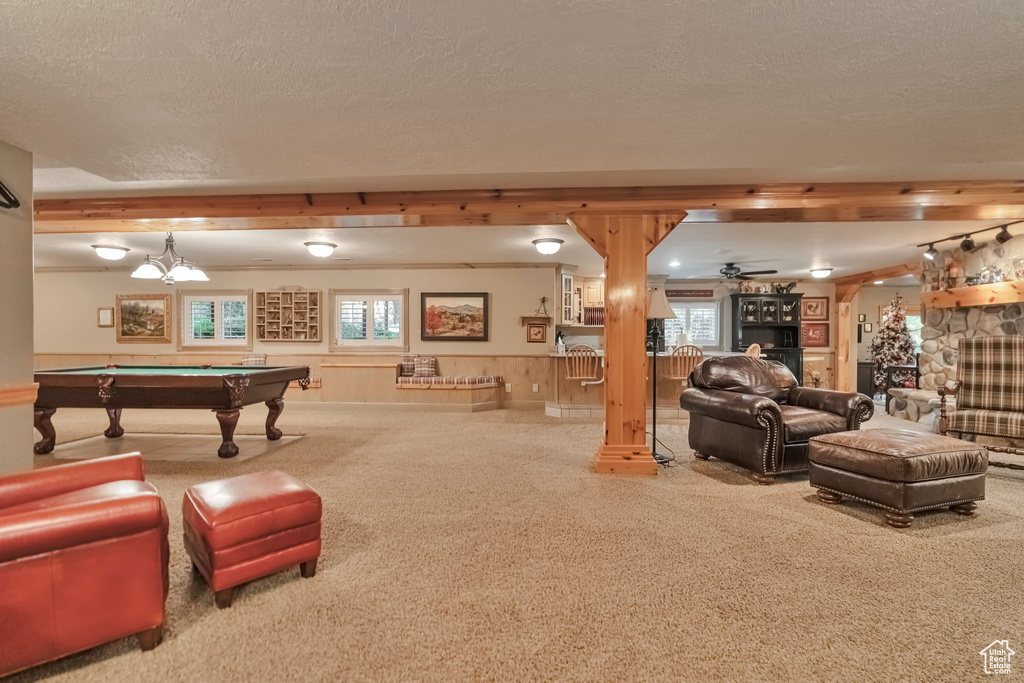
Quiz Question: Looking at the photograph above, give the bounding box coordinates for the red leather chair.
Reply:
[0,453,169,676]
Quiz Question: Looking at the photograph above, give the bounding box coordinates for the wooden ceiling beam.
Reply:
[832,262,921,303]
[833,262,921,287]
[34,180,1024,229]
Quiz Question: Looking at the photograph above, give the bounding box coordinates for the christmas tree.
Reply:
[868,295,917,395]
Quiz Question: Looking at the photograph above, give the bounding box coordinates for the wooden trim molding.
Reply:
[0,382,39,408]
[832,262,921,296]
[922,281,1024,309]
[321,363,396,368]
[33,181,1024,232]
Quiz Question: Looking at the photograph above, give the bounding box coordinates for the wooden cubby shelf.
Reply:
[255,288,322,342]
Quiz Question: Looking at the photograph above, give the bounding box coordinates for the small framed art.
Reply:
[801,297,829,321]
[801,323,829,348]
[527,323,547,343]
[97,307,114,328]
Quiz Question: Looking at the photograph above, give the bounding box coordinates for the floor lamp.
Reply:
[646,286,676,465]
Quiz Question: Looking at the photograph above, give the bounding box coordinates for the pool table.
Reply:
[33,365,310,458]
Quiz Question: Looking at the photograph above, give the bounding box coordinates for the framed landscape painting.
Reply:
[801,297,829,321]
[801,322,829,348]
[421,293,489,341]
[115,294,172,343]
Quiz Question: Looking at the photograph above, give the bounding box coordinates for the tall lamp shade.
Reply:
[646,287,676,320]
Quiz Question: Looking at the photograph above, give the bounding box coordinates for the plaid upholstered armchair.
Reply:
[939,337,1024,458]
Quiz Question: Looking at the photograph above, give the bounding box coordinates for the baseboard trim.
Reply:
[286,400,503,413]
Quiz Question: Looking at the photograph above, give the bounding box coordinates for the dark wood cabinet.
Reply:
[857,361,875,396]
[731,293,803,383]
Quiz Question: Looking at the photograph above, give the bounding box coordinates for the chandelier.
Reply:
[130,233,209,284]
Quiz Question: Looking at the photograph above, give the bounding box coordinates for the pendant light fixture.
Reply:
[130,233,209,284]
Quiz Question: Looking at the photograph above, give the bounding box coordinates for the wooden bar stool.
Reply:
[666,345,704,385]
[565,344,604,386]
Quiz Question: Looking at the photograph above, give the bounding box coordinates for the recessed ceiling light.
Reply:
[669,260,680,268]
[874,280,884,285]
[532,238,564,255]
[304,241,337,258]
[809,268,833,279]
[91,245,130,261]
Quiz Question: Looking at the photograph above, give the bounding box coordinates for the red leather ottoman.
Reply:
[182,471,321,608]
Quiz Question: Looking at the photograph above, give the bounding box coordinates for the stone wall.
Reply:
[920,303,1024,390]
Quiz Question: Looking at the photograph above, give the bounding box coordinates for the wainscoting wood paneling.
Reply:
[35,352,836,407]
[34,353,553,404]
[553,357,689,408]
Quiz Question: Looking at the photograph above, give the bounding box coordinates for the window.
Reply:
[664,301,722,348]
[181,293,250,347]
[905,315,924,353]
[332,290,407,349]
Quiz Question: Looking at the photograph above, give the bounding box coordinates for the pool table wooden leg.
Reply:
[33,407,57,455]
[265,398,284,440]
[215,409,241,458]
[104,407,124,438]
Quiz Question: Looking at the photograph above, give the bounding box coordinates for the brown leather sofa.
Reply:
[0,453,169,676]
[681,356,874,483]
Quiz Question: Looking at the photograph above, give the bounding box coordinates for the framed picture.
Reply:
[421,293,489,341]
[801,322,829,348]
[864,323,873,333]
[115,294,172,343]
[857,313,867,323]
[97,307,114,328]
[801,297,829,321]
[527,323,547,343]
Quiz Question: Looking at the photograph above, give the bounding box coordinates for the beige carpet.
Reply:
[13,406,1024,682]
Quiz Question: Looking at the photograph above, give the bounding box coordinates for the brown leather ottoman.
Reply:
[809,428,987,528]
[183,471,321,608]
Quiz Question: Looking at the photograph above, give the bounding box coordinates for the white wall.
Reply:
[0,140,34,473]
[34,266,557,357]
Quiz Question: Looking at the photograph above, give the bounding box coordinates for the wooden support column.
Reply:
[567,212,686,474]
[835,283,861,392]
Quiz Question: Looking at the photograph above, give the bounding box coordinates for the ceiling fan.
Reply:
[712,262,779,280]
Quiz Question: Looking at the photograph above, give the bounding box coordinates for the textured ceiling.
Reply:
[34,220,992,279]
[3,0,1024,197]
